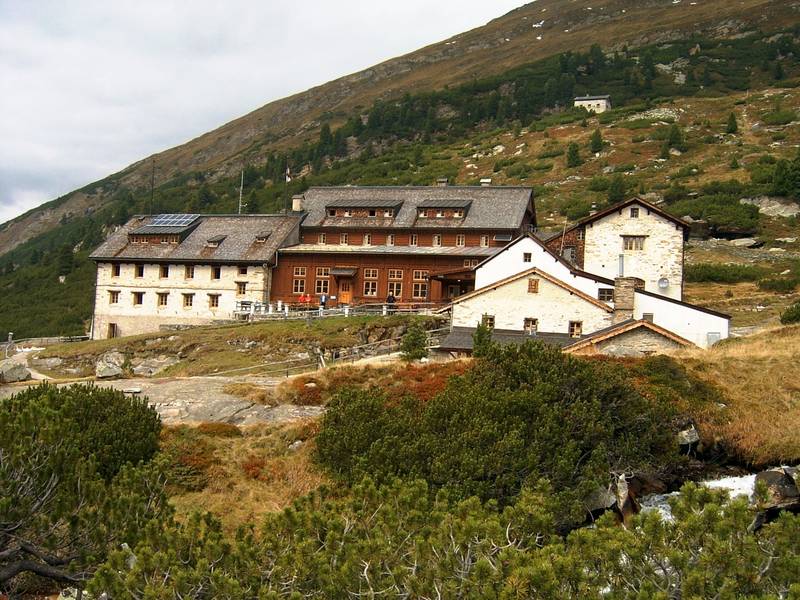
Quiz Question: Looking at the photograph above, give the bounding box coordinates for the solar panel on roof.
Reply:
[150,214,200,227]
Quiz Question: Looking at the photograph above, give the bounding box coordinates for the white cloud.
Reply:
[0,0,524,225]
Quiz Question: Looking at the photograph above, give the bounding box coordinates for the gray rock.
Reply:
[0,360,31,383]
[776,237,797,244]
[740,196,800,218]
[95,351,125,379]
[728,237,759,248]
[288,440,304,452]
[677,426,700,449]
[753,468,800,511]
[131,355,179,377]
[31,356,63,370]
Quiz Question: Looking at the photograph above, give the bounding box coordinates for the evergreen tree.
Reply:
[566,142,582,168]
[472,321,494,358]
[400,323,428,361]
[730,156,740,170]
[245,189,259,214]
[660,141,671,160]
[667,124,687,152]
[726,112,739,134]
[57,244,74,276]
[773,60,784,80]
[607,174,626,203]
[589,128,604,153]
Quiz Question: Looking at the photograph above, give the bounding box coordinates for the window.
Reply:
[363,233,372,246]
[315,279,330,294]
[419,209,428,218]
[436,210,444,218]
[480,235,489,247]
[132,292,144,306]
[185,265,195,279]
[569,321,583,338]
[562,246,577,262]
[481,314,495,329]
[293,279,306,294]
[316,267,330,277]
[318,233,327,244]
[643,313,654,323]
[327,208,336,217]
[456,234,465,247]
[622,236,645,251]
[412,282,428,299]
[238,266,248,276]
[523,252,532,263]
[527,278,539,294]
[364,268,378,279]
[576,229,584,241]
[157,292,169,307]
[112,263,121,277]
[630,207,640,218]
[135,264,145,278]
[454,210,464,218]
[387,234,395,246]
[388,269,403,280]
[340,233,348,245]
[433,234,442,247]
[108,291,120,304]
[160,236,170,245]
[598,288,614,302]
[363,281,377,296]
[384,209,394,218]
[387,281,402,297]
[183,293,194,308]
[464,259,479,268]
[413,270,428,280]
[236,282,247,295]
[212,266,222,280]
[203,294,217,309]
[368,209,377,217]
[410,234,418,246]
[524,318,538,334]
[343,209,352,217]
[294,267,307,277]
[160,265,169,278]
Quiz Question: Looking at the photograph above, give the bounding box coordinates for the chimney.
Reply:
[436,177,449,187]
[589,203,598,216]
[479,178,492,187]
[291,194,304,212]
[612,277,645,324]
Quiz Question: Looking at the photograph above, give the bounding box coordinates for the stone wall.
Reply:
[570,327,685,357]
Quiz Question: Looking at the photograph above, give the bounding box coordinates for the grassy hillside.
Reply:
[2,28,800,337]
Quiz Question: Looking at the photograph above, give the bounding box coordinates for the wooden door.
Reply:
[339,279,352,304]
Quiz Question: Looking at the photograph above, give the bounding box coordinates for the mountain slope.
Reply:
[0,0,794,256]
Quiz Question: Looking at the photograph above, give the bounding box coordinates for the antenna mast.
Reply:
[149,160,155,215]
[238,169,244,214]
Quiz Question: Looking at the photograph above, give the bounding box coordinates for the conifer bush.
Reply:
[400,323,429,361]
[781,301,800,324]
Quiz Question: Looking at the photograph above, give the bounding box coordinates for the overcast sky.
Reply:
[0,0,525,225]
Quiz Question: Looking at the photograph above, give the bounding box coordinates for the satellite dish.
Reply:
[658,277,670,289]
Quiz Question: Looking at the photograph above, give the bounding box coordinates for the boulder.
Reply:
[95,351,125,379]
[31,357,63,370]
[0,360,31,383]
[677,426,701,452]
[131,355,179,377]
[728,237,759,248]
[752,468,800,512]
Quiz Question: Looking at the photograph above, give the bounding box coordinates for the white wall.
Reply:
[575,99,610,113]
[475,236,613,300]
[634,291,729,349]
[582,203,684,299]
[93,262,267,339]
[452,273,613,334]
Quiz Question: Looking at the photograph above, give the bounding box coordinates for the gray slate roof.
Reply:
[438,327,581,353]
[91,214,302,264]
[298,186,533,230]
[280,244,500,257]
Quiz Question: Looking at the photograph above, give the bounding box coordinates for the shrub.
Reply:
[607,174,626,203]
[762,109,796,126]
[537,145,564,159]
[669,194,759,235]
[505,162,534,178]
[781,301,800,324]
[757,277,800,293]
[196,422,242,437]
[400,323,428,361]
[685,263,767,283]
[566,142,582,168]
[588,176,610,192]
[315,342,677,513]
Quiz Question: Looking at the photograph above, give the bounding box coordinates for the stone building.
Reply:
[574,95,612,113]
[545,197,688,300]
[90,214,301,339]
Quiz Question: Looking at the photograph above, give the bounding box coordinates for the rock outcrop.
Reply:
[0,360,31,383]
[95,351,126,379]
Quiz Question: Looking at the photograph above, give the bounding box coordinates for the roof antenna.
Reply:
[559,215,568,256]
[149,159,155,216]
[238,169,244,214]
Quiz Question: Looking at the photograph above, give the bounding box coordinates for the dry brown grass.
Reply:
[222,382,275,406]
[675,325,800,466]
[165,420,327,532]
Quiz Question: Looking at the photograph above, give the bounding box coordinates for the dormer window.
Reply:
[363,233,372,246]
[327,209,336,217]
[368,209,377,217]
[453,210,464,218]
[206,235,226,248]
[255,232,270,243]
[384,209,394,218]
[419,209,428,218]
[436,210,444,218]
[343,209,352,217]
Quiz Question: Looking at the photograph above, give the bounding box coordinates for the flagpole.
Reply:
[284,164,291,214]
[238,169,244,214]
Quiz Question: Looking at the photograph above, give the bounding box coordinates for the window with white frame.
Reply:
[387,234,395,246]
[412,282,427,298]
[363,233,372,246]
[364,268,378,279]
[363,281,377,296]
[384,209,394,217]
[388,269,403,280]
[316,267,330,277]
[456,234,465,247]
[294,266,307,277]
[293,279,306,294]
[412,270,428,280]
[340,233,348,245]
[480,235,489,247]
[315,279,330,294]
[318,233,327,244]
[410,233,418,246]
[387,281,402,297]
[524,318,538,334]
[433,234,442,247]
[569,321,583,338]
[622,235,645,251]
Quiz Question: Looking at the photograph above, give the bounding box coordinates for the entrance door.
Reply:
[339,279,352,304]
[107,323,119,339]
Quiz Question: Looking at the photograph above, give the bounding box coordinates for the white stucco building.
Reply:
[574,95,612,113]
[90,214,301,339]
